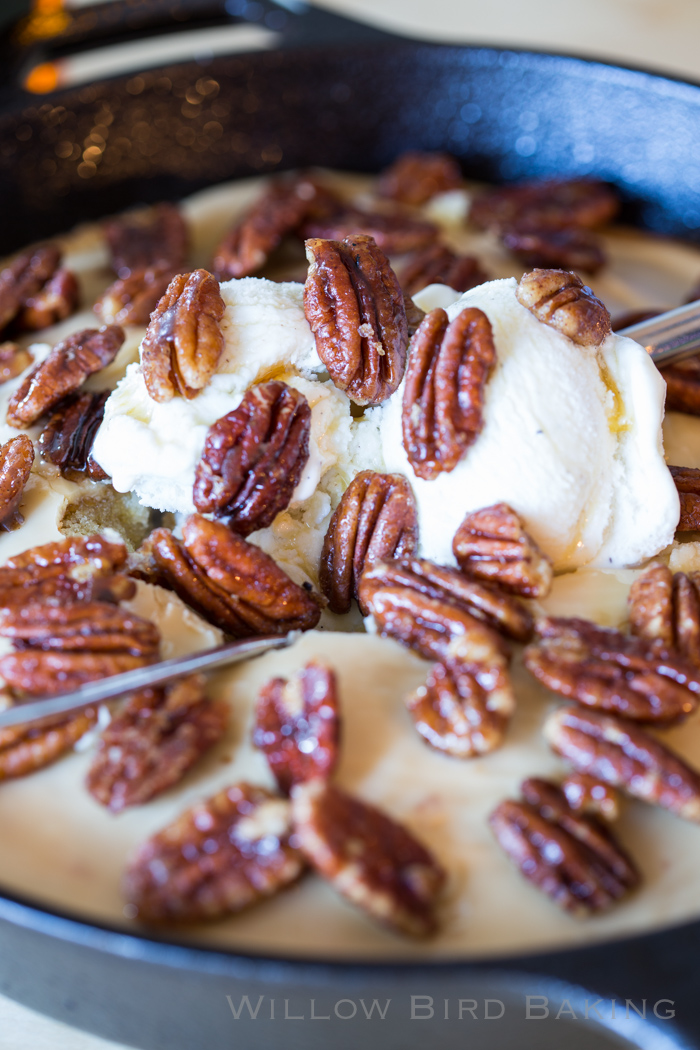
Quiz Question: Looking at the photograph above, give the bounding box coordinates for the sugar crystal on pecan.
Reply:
[524,616,700,724]
[0,434,34,530]
[489,776,638,915]
[140,270,224,403]
[192,381,310,535]
[406,648,515,758]
[291,778,445,937]
[377,151,462,206]
[254,662,340,794]
[320,470,418,615]
[139,515,320,637]
[544,705,700,822]
[124,782,305,921]
[104,203,187,279]
[304,233,408,406]
[86,675,228,812]
[516,269,611,347]
[402,306,496,480]
[6,324,124,428]
[452,502,553,598]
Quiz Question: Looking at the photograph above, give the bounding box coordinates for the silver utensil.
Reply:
[0,633,297,730]
[620,298,700,366]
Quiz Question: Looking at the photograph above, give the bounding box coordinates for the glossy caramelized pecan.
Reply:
[402,307,496,480]
[470,178,619,233]
[301,207,437,255]
[104,203,187,278]
[304,234,408,406]
[516,268,611,347]
[398,244,488,298]
[38,390,110,481]
[0,342,33,385]
[124,782,305,921]
[629,562,700,664]
[17,269,79,331]
[377,151,462,205]
[561,772,619,822]
[212,175,334,280]
[0,708,97,780]
[291,778,446,937]
[320,470,418,615]
[452,502,553,598]
[140,269,224,403]
[660,355,700,415]
[86,675,228,812]
[254,662,340,795]
[524,616,700,724]
[406,649,515,758]
[0,434,34,529]
[0,601,160,696]
[95,265,178,327]
[0,533,134,619]
[6,324,124,428]
[502,225,605,274]
[489,776,638,915]
[359,556,533,651]
[139,514,320,637]
[669,465,700,531]
[544,705,700,822]
[0,244,60,333]
[192,381,311,535]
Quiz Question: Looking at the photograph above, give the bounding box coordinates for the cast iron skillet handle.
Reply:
[0,0,401,106]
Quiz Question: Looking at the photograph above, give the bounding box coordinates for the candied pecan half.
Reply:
[359,556,533,649]
[470,178,619,233]
[629,563,689,652]
[406,652,515,758]
[0,342,33,385]
[544,705,700,822]
[212,175,334,280]
[140,270,224,403]
[398,244,488,298]
[452,502,553,598]
[378,151,462,205]
[0,244,60,333]
[301,207,437,255]
[254,662,340,794]
[320,471,418,615]
[0,708,96,780]
[516,268,611,347]
[669,465,700,531]
[5,532,127,572]
[402,307,496,480]
[502,226,605,274]
[140,515,320,636]
[489,776,638,915]
[95,265,179,326]
[660,355,700,415]
[524,616,700,724]
[192,381,311,535]
[86,675,228,812]
[304,234,408,406]
[291,779,445,937]
[0,651,154,697]
[38,390,110,481]
[104,203,187,279]
[561,772,619,822]
[124,782,305,921]
[0,533,132,604]
[0,434,34,530]
[6,324,124,428]
[16,269,79,331]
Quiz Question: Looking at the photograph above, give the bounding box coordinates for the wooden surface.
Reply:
[3,0,698,1047]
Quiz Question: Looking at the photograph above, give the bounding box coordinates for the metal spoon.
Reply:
[619,298,700,366]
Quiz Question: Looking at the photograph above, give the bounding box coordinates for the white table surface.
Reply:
[4,1,700,1047]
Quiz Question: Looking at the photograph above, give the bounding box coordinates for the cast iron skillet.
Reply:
[0,4,700,1049]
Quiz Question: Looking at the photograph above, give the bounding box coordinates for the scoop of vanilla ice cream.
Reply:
[374,277,678,571]
[92,278,350,514]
